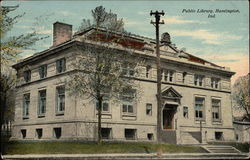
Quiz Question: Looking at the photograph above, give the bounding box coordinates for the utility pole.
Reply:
[150,10,165,143]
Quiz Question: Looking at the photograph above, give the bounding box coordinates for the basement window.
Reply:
[54,128,62,139]
[125,129,136,140]
[36,128,43,139]
[21,129,26,139]
[101,128,112,139]
[215,132,223,140]
[147,133,154,140]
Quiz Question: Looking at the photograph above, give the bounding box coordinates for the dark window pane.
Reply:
[123,105,127,112]
[102,102,109,111]
[128,105,133,113]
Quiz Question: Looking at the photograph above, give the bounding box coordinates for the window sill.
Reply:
[122,114,137,120]
[56,71,66,75]
[122,113,136,117]
[212,120,222,125]
[56,112,64,116]
[38,115,45,118]
[195,120,206,124]
[22,116,29,120]
[96,111,111,115]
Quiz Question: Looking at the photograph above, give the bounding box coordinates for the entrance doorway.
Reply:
[162,105,177,129]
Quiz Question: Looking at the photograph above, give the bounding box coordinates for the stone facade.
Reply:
[11,22,236,144]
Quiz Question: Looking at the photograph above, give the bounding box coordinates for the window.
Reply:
[147,133,154,140]
[53,128,61,139]
[101,128,112,139]
[36,128,42,139]
[182,72,187,83]
[96,99,109,112]
[125,129,136,140]
[56,58,66,73]
[23,93,30,118]
[211,78,220,89]
[121,89,135,115]
[39,65,47,79]
[183,106,188,118]
[195,97,205,120]
[56,86,65,114]
[123,103,134,114]
[194,75,204,86]
[122,63,135,77]
[146,103,152,116]
[24,70,31,82]
[215,132,223,140]
[38,90,46,116]
[146,65,151,78]
[164,70,174,82]
[212,99,221,121]
[21,129,26,139]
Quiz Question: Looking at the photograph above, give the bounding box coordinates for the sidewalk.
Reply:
[2,153,250,160]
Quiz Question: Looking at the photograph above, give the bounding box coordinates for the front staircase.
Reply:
[202,145,241,153]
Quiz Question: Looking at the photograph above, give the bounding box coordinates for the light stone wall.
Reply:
[12,45,235,143]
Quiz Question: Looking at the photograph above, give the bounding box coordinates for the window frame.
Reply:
[39,64,47,79]
[211,77,220,89]
[211,99,221,122]
[23,93,30,119]
[183,106,188,118]
[121,89,136,115]
[164,70,174,82]
[146,103,152,116]
[101,128,112,139]
[23,70,31,82]
[122,63,135,77]
[53,127,62,139]
[194,97,205,121]
[36,128,43,139]
[21,129,26,139]
[146,65,151,78]
[56,85,65,115]
[125,129,137,140]
[96,99,110,113]
[56,58,66,74]
[194,75,204,87]
[122,102,134,114]
[38,89,46,117]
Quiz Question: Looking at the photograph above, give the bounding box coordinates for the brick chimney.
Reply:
[53,22,72,46]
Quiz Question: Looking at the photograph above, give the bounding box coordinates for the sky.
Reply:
[3,0,249,83]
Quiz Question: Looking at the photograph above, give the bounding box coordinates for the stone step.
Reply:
[202,145,241,153]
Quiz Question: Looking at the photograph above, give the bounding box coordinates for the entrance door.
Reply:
[163,107,175,129]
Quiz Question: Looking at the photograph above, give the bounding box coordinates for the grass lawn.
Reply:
[2,141,206,155]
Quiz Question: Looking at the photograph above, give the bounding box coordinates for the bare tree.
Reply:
[67,6,142,144]
[232,74,250,120]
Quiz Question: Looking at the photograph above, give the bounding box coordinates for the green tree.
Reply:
[67,6,142,144]
[232,74,250,120]
[0,5,47,149]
